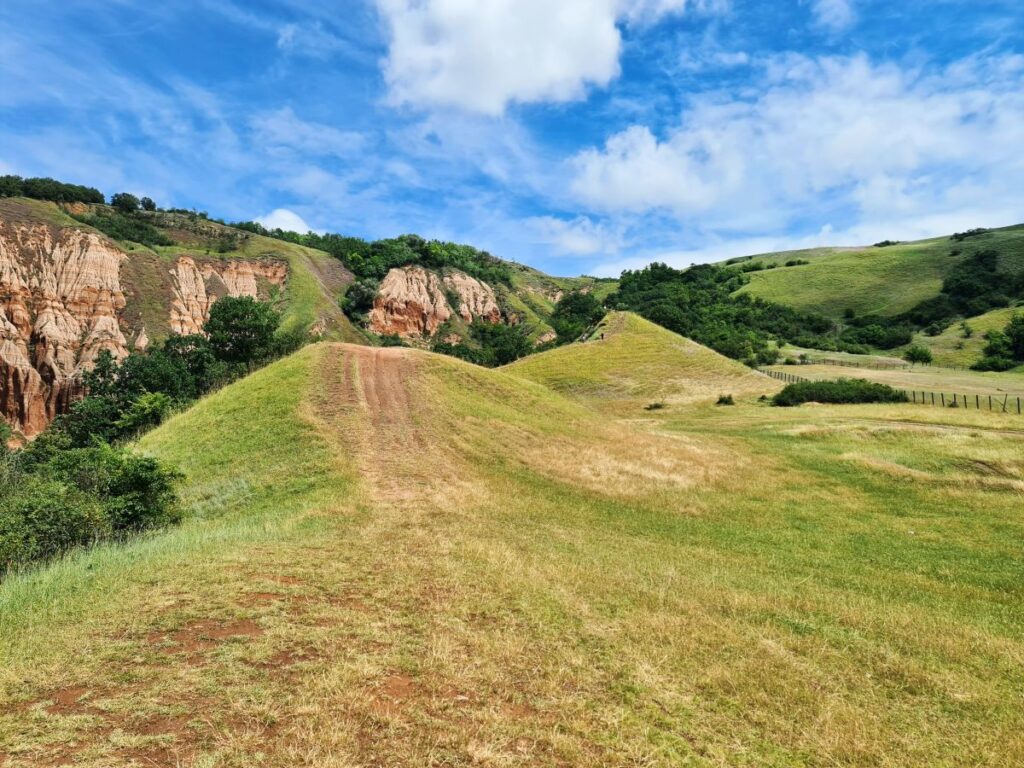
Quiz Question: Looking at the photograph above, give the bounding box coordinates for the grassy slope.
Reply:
[912,306,1023,369]
[735,224,1024,318]
[505,311,779,411]
[3,333,1024,764]
[505,265,619,340]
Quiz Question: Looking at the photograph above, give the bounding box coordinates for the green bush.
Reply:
[904,345,934,365]
[205,296,281,365]
[772,379,909,407]
[0,475,109,570]
[46,444,182,533]
[971,356,1016,372]
[72,211,173,247]
[716,394,735,406]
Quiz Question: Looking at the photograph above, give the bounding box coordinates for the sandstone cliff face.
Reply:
[368,265,501,338]
[169,257,287,336]
[0,220,128,435]
[0,219,290,436]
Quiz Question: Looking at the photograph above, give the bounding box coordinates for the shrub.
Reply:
[140,196,157,212]
[716,394,735,406]
[46,444,182,533]
[904,345,933,365]
[340,278,380,320]
[971,356,1016,372]
[772,379,909,407]
[550,291,605,344]
[0,475,108,570]
[644,402,666,411]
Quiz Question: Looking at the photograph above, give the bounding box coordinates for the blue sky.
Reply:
[1,0,1022,276]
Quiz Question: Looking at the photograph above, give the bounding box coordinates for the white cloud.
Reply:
[251,107,365,158]
[811,0,856,32]
[526,215,623,255]
[570,54,1024,236]
[374,0,719,115]
[257,208,315,233]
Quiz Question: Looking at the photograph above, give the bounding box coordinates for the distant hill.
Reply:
[505,311,779,410]
[732,224,1024,319]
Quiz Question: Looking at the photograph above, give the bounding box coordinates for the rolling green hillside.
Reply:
[3,330,1024,765]
[506,311,778,410]
[734,224,1024,318]
[912,306,1024,369]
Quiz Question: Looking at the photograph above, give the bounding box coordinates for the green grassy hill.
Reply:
[734,224,1024,318]
[3,322,1024,764]
[505,311,779,410]
[911,306,1024,369]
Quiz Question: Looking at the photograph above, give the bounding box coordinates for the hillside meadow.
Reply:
[1,318,1022,766]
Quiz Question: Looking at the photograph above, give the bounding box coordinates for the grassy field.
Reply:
[767,362,1024,402]
[735,224,1024,319]
[2,324,1023,766]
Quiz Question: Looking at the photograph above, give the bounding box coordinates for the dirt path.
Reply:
[313,344,440,505]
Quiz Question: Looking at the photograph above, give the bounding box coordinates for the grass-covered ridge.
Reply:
[735,224,1024,318]
[506,311,779,410]
[2,339,1024,765]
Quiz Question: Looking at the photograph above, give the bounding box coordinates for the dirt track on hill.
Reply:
[313,344,438,505]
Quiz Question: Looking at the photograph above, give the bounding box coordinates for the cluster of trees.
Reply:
[549,291,605,344]
[232,223,513,287]
[838,316,914,350]
[432,322,533,367]
[0,297,291,574]
[902,250,1024,329]
[60,297,285,445]
[0,175,105,204]
[972,314,1024,371]
[606,263,836,366]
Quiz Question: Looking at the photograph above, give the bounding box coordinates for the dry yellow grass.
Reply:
[506,311,780,412]
[1,336,1023,766]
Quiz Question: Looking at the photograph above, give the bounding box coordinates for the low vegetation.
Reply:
[70,209,174,248]
[0,433,180,572]
[772,378,909,407]
[0,297,299,575]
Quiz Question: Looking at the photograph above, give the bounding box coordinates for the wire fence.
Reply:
[794,357,974,373]
[760,368,1024,415]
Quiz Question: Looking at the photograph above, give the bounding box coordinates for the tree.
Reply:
[550,291,605,343]
[1005,314,1024,361]
[110,192,140,214]
[140,196,157,212]
[904,345,933,366]
[204,296,281,365]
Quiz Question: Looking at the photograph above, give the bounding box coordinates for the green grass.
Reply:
[912,306,1024,369]
[3,326,1024,764]
[735,224,1024,318]
[506,311,778,410]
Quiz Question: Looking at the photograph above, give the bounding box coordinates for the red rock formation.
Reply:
[0,220,128,435]
[368,265,502,338]
[168,257,287,336]
[0,219,289,436]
